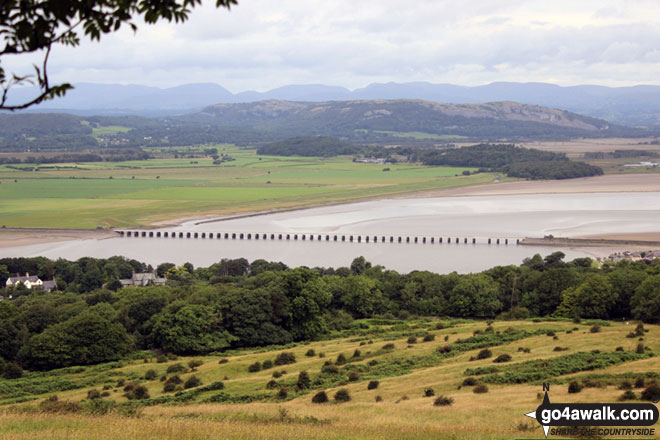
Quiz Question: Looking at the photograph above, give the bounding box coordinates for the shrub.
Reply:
[163,382,176,392]
[375,395,383,402]
[641,383,660,402]
[39,396,81,414]
[297,371,311,389]
[367,359,378,366]
[184,375,202,389]
[424,388,435,397]
[462,377,478,386]
[273,352,296,366]
[407,336,417,344]
[438,345,452,353]
[636,343,645,354]
[476,349,492,360]
[568,381,583,394]
[634,377,645,388]
[616,346,624,351]
[634,323,646,336]
[312,391,328,403]
[3,362,23,379]
[423,334,435,342]
[100,391,110,398]
[336,354,347,365]
[382,343,395,350]
[473,384,489,394]
[444,335,449,341]
[156,355,167,363]
[318,352,326,358]
[188,359,203,370]
[166,363,187,374]
[367,380,379,390]
[166,375,183,385]
[272,371,282,379]
[144,369,157,380]
[352,349,361,358]
[493,354,512,363]
[619,390,637,401]
[590,325,601,333]
[262,359,273,369]
[435,323,445,330]
[125,384,149,400]
[433,395,454,406]
[348,371,359,382]
[517,347,531,353]
[334,389,351,402]
[248,362,261,373]
[305,349,316,357]
[87,389,101,400]
[618,381,632,390]
[546,330,555,337]
[218,358,229,364]
[276,387,288,400]
[322,363,339,374]
[266,380,278,389]
[485,325,494,334]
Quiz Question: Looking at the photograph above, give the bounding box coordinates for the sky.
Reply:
[6,0,660,92]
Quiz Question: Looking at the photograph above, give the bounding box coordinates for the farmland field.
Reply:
[0,318,657,440]
[0,146,492,229]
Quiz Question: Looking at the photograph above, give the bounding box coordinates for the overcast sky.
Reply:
[7,0,660,92]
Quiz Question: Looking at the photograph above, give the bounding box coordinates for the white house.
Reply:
[5,273,57,292]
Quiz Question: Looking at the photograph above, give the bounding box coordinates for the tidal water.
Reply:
[3,192,659,273]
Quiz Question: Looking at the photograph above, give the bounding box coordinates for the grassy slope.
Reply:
[1,319,657,440]
[0,146,494,229]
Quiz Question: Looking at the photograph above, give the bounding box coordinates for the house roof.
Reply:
[42,280,57,290]
[8,275,40,283]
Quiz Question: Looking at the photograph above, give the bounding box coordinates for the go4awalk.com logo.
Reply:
[524,384,659,438]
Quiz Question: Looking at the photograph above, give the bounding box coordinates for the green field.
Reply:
[1,318,657,440]
[0,146,495,229]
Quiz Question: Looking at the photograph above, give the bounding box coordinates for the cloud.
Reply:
[4,0,660,91]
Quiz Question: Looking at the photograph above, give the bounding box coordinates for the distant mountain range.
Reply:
[8,81,660,128]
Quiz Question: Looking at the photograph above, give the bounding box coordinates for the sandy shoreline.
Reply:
[2,173,660,250]
[0,229,116,250]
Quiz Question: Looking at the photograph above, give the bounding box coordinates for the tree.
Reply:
[631,274,660,323]
[20,312,133,370]
[0,0,238,110]
[149,301,236,354]
[555,274,615,319]
[448,274,501,318]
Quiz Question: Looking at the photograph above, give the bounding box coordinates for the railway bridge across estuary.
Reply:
[116,230,520,245]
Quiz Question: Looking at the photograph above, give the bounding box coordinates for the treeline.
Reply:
[584,149,660,159]
[1,253,659,371]
[416,144,603,179]
[501,160,604,180]
[257,136,360,157]
[0,149,151,165]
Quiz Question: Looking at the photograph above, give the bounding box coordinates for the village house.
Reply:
[5,273,57,292]
[119,271,167,287]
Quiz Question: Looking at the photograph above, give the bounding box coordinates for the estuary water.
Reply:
[2,191,659,273]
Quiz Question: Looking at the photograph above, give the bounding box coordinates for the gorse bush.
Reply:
[568,381,583,394]
[476,349,492,360]
[641,383,660,402]
[433,395,454,406]
[184,375,202,389]
[473,384,489,394]
[144,369,157,380]
[312,391,328,403]
[262,359,273,369]
[334,389,351,402]
[493,354,512,363]
[367,380,379,390]
[166,363,187,374]
[423,334,435,342]
[424,388,435,397]
[297,371,311,389]
[248,362,261,373]
[305,349,316,357]
[273,352,296,366]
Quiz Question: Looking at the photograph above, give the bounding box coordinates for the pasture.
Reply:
[0,318,657,440]
[0,146,490,229]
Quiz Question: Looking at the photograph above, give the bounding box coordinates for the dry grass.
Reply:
[0,319,658,440]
